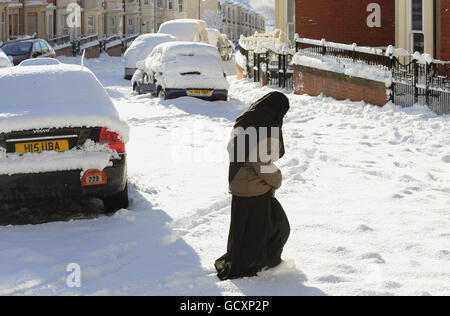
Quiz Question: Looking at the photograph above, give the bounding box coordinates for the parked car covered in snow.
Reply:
[123,33,176,80]
[0,49,12,68]
[0,39,56,66]
[0,61,129,212]
[135,41,229,101]
[157,19,209,43]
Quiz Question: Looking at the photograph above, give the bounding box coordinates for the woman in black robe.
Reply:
[215,91,291,281]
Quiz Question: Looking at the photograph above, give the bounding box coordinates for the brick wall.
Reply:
[295,0,395,46]
[106,44,123,57]
[441,0,450,60]
[293,65,388,107]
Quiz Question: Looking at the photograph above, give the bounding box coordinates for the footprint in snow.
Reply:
[315,275,347,284]
[435,250,450,260]
[360,253,386,264]
[357,225,374,233]
[442,155,450,163]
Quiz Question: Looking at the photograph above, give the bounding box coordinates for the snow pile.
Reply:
[239,29,291,54]
[292,52,392,84]
[0,49,12,68]
[206,28,221,47]
[124,33,176,69]
[158,19,209,43]
[146,42,229,90]
[0,63,129,141]
[235,51,247,74]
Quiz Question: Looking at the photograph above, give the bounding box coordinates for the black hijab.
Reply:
[229,91,290,184]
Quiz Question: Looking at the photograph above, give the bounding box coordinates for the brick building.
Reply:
[440,0,450,60]
[294,0,396,47]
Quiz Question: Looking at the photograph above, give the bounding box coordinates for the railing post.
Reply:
[413,59,419,104]
[425,62,431,106]
[389,54,395,103]
[278,53,282,88]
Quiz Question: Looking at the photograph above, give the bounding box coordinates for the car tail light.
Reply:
[99,127,125,153]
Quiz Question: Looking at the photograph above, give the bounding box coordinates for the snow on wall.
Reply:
[0,64,129,141]
[292,52,392,84]
[124,33,176,69]
[147,42,229,90]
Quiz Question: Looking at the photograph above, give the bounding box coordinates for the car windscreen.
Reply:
[1,42,33,56]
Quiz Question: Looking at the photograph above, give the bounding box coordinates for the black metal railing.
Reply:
[240,46,294,90]
[47,34,71,47]
[391,57,450,115]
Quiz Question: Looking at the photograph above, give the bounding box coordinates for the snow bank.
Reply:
[292,52,392,84]
[124,33,176,69]
[235,51,247,74]
[206,28,221,47]
[0,49,12,68]
[147,42,229,90]
[0,64,129,141]
[157,19,209,43]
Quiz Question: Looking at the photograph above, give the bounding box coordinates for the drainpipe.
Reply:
[20,0,25,35]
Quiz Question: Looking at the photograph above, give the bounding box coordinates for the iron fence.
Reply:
[240,47,294,90]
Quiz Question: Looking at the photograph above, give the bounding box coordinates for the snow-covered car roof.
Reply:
[0,49,12,68]
[0,63,129,141]
[19,58,61,67]
[157,19,209,43]
[124,33,176,69]
[146,42,229,91]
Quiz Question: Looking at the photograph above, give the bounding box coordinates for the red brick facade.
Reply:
[440,0,450,60]
[295,0,395,46]
[293,65,388,107]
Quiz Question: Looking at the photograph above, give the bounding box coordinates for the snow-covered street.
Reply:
[1,54,449,296]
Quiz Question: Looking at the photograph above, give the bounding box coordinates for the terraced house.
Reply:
[220,0,265,40]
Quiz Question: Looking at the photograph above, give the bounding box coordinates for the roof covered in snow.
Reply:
[0,63,129,140]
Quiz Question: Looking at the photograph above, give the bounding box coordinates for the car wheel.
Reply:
[158,87,167,100]
[103,183,129,213]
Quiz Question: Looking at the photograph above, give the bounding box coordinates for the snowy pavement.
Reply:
[1,55,449,296]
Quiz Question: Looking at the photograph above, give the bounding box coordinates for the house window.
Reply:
[87,16,95,35]
[157,0,164,9]
[178,0,184,12]
[168,0,174,10]
[46,13,54,38]
[410,0,424,53]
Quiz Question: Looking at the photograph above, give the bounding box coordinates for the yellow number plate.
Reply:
[15,140,69,154]
[187,89,212,97]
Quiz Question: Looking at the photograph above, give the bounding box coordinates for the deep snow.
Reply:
[0,54,449,296]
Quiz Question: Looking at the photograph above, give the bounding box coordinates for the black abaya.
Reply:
[215,190,291,281]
